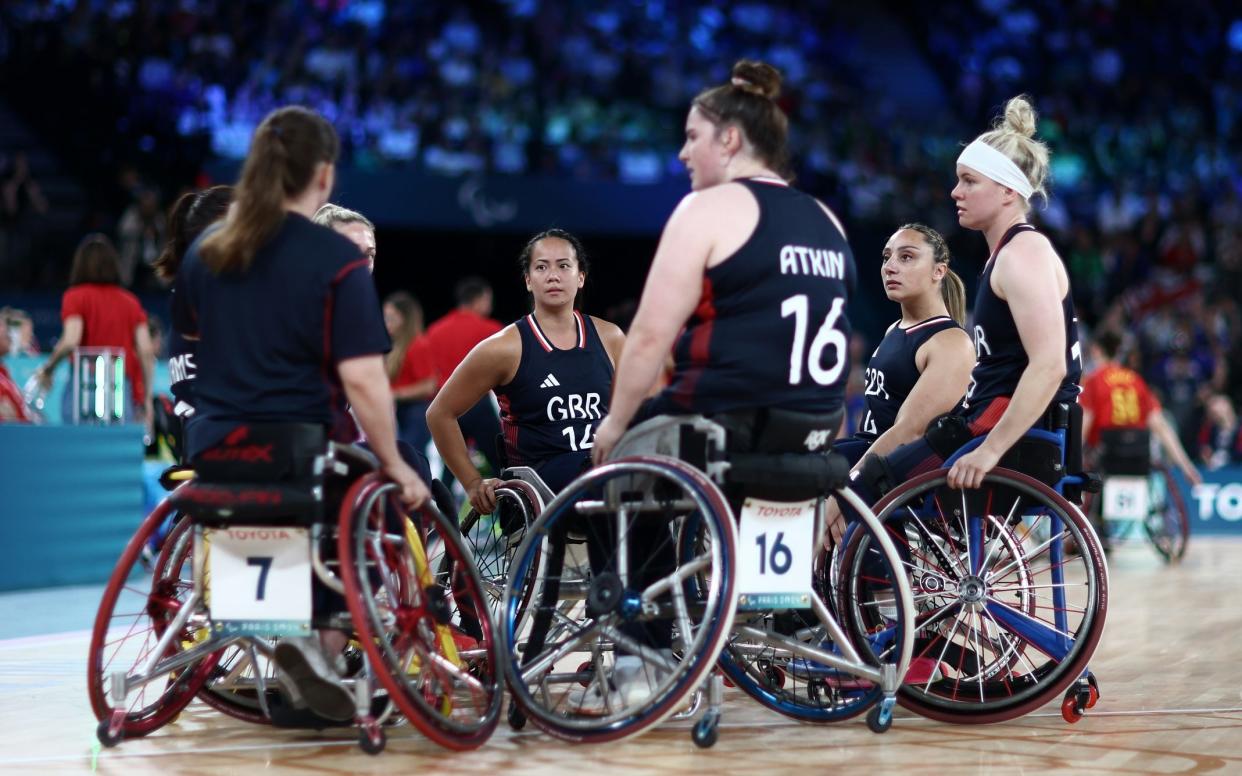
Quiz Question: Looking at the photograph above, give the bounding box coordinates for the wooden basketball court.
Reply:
[3,538,1240,774]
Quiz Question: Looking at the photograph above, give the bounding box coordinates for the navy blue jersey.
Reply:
[656,178,856,416]
[167,295,197,418]
[172,213,388,457]
[494,311,614,481]
[965,223,1081,409]
[857,315,962,440]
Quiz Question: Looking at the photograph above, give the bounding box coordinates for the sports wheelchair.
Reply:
[834,402,1110,724]
[499,410,917,747]
[1086,427,1190,562]
[87,423,504,753]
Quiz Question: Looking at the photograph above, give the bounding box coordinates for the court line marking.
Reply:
[5,707,1242,766]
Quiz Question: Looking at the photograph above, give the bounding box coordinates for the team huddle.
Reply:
[90,58,1124,749]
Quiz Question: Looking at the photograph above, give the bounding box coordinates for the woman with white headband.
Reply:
[839,95,1081,515]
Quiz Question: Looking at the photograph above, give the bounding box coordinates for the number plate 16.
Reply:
[736,497,817,611]
[203,526,312,637]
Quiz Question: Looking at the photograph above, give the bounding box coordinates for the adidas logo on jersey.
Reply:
[539,373,561,389]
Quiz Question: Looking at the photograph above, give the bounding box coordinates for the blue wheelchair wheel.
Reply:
[842,467,1108,723]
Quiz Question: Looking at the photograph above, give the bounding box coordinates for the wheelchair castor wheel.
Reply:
[866,698,894,733]
[1061,679,1095,723]
[358,724,386,755]
[577,661,594,688]
[692,711,720,749]
[96,716,125,748]
[508,700,527,731]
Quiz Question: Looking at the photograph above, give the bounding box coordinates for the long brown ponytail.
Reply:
[897,222,967,326]
[199,106,339,274]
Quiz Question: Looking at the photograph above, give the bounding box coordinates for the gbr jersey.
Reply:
[493,311,614,469]
[965,223,1081,409]
[857,315,962,439]
[656,177,856,416]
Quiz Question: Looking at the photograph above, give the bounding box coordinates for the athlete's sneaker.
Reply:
[274,637,355,721]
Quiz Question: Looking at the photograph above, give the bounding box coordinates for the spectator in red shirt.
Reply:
[383,291,437,454]
[1080,329,1200,484]
[0,322,32,422]
[33,233,155,424]
[424,276,503,474]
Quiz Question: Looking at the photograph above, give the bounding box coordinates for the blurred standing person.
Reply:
[424,276,504,477]
[33,234,154,426]
[383,291,437,456]
[1,152,49,286]
[0,323,33,423]
[117,186,166,289]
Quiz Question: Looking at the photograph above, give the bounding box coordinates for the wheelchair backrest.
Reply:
[1097,428,1152,475]
[191,423,328,484]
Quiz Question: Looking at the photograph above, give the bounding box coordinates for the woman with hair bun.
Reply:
[593,59,858,460]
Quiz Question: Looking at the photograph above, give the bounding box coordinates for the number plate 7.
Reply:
[203,526,312,637]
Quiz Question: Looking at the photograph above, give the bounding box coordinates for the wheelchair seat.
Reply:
[613,408,849,502]
[171,423,377,526]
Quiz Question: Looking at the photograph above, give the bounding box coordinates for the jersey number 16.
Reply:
[781,295,847,386]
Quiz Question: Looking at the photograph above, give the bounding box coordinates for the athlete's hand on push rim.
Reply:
[466,477,501,514]
[591,414,625,466]
[385,460,430,509]
[946,445,1002,490]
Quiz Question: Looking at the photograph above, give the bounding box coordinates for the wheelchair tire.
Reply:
[842,467,1108,724]
[338,473,504,750]
[88,496,221,739]
[1143,463,1189,563]
[500,456,737,743]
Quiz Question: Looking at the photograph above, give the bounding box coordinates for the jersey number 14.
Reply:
[781,295,847,386]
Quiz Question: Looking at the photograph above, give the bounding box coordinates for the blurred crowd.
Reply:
[0,0,1238,465]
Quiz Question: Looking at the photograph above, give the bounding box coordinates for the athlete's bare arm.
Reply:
[867,327,975,460]
[948,232,1069,489]
[426,326,521,513]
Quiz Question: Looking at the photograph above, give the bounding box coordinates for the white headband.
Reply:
[957,140,1034,200]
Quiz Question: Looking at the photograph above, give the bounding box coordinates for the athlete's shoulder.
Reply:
[588,315,625,342]
[469,322,519,362]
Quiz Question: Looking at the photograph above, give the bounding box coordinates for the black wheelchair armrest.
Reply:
[725,452,851,502]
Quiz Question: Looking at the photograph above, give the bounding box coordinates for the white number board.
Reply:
[205,526,312,637]
[736,497,817,610]
[1102,476,1149,522]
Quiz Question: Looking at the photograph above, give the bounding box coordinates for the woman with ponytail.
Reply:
[822,224,974,539]
[171,106,428,721]
[835,224,974,463]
